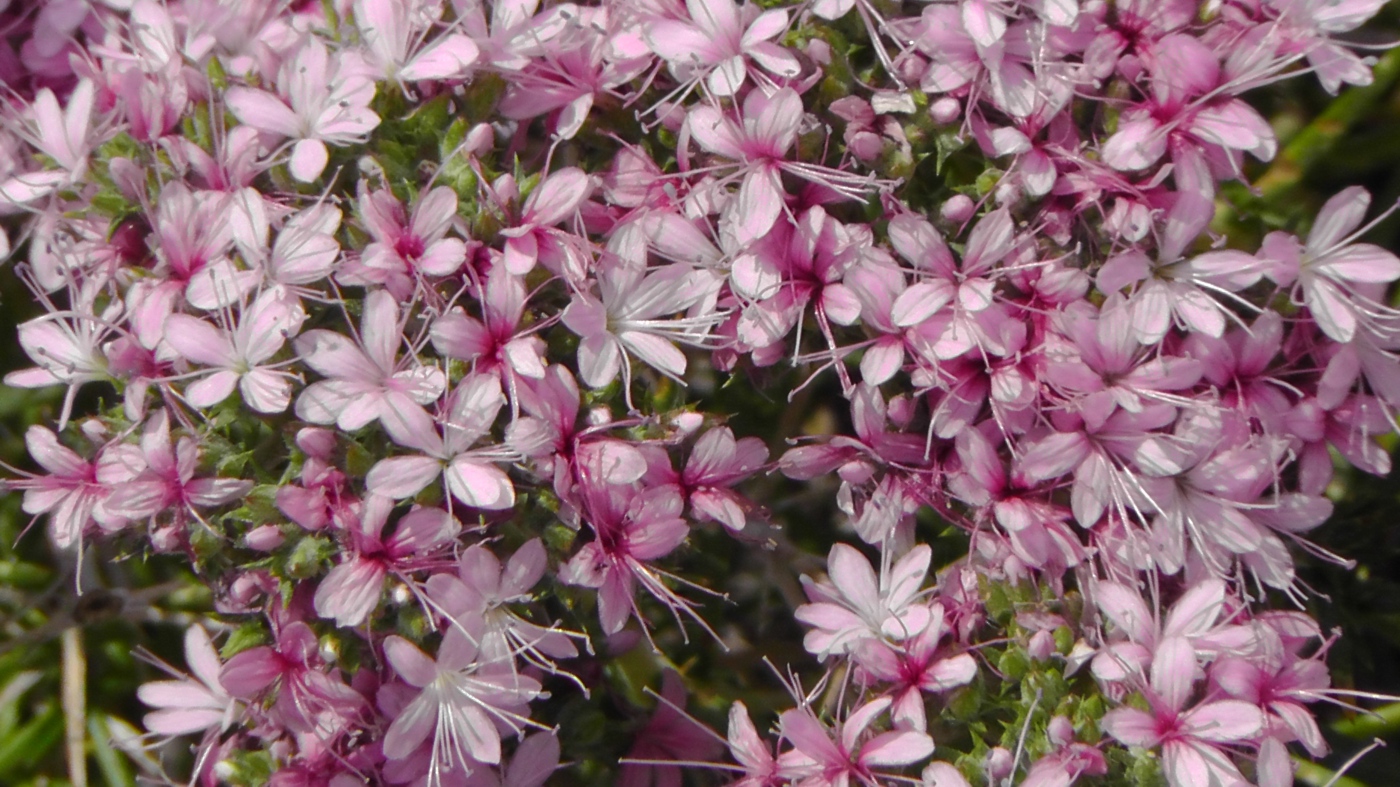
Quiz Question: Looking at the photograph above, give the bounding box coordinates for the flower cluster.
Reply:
[0,0,1397,784]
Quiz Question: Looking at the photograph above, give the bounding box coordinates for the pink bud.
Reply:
[1028,630,1055,662]
[296,428,337,459]
[887,394,915,428]
[941,194,975,223]
[929,97,961,125]
[806,39,832,66]
[245,525,285,551]
[985,747,1013,781]
[1048,715,1074,747]
[464,123,494,157]
[673,412,705,435]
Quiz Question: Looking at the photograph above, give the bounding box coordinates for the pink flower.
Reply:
[777,696,935,786]
[364,373,517,510]
[430,265,547,386]
[643,0,800,96]
[1101,638,1264,787]
[163,290,306,413]
[357,0,481,82]
[294,288,446,443]
[219,621,364,734]
[795,542,933,659]
[137,625,240,736]
[557,476,697,637]
[381,634,542,770]
[7,425,119,549]
[853,603,978,732]
[99,410,253,526]
[340,186,468,298]
[313,496,459,627]
[225,37,380,182]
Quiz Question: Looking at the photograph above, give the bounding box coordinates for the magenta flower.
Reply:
[620,671,725,787]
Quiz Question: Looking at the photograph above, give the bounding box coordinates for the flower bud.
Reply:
[929,97,961,125]
[940,194,975,224]
[244,525,285,551]
[985,747,1013,781]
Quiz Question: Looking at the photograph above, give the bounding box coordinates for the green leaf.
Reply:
[88,714,136,787]
[0,704,62,773]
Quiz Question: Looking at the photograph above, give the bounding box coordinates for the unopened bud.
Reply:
[985,747,1013,781]
[940,194,975,224]
[929,97,961,125]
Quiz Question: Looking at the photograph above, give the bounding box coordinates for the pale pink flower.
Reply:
[137,624,240,737]
[0,79,94,206]
[498,167,592,275]
[726,701,782,787]
[164,290,306,413]
[357,0,481,82]
[381,634,542,772]
[1260,186,1400,343]
[561,241,722,397]
[5,302,116,429]
[687,88,873,244]
[224,37,380,182]
[1101,638,1264,787]
[364,373,517,510]
[425,539,577,667]
[294,288,446,442]
[795,543,933,659]
[7,425,121,549]
[777,696,935,786]
[644,0,799,96]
